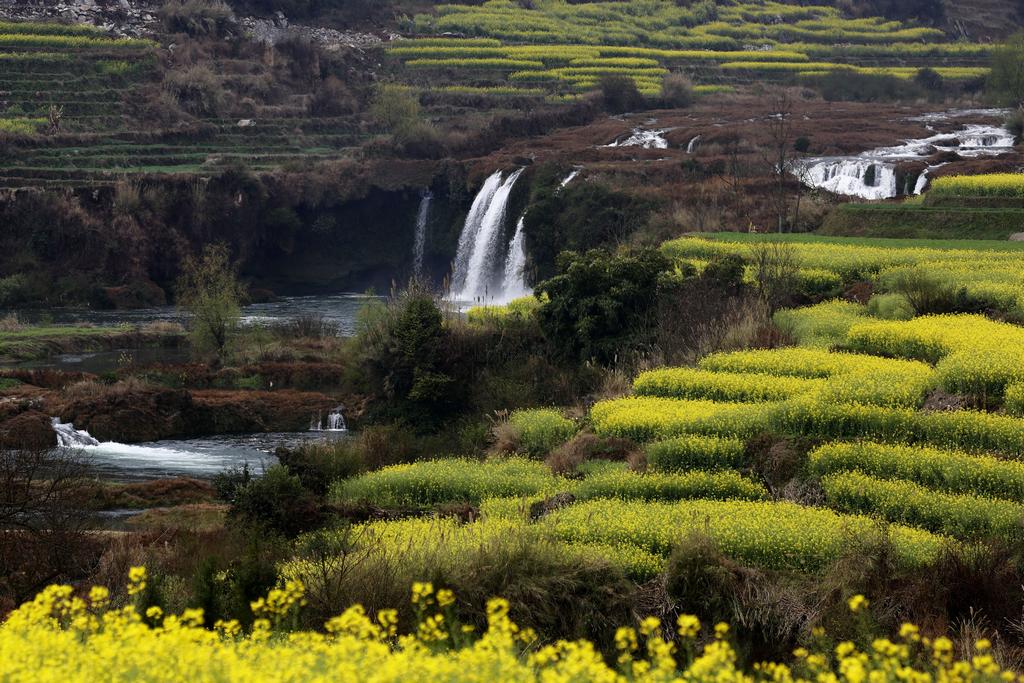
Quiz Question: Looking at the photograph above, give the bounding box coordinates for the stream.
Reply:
[2,292,380,335]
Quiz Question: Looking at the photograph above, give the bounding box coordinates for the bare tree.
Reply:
[761,94,796,233]
[0,447,94,604]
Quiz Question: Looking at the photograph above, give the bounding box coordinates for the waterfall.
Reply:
[686,135,702,153]
[606,128,668,149]
[412,191,432,277]
[499,216,531,301]
[452,169,524,302]
[559,169,580,189]
[310,406,346,432]
[913,170,930,195]
[52,417,99,447]
[794,119,1015,199]
[451,171,504,294]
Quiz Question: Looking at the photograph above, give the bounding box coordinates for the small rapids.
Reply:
[606,128,669,149]
[793,115,1015,200]
[50,417,348,481]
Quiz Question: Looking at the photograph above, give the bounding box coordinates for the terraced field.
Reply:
[327,235,1024,590]
[389,0,993,98]
[0,21,365,188]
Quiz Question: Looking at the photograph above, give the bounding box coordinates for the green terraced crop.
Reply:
[508,408,576,457]
[572,465,768,502]
[634,367,824,403]
[809,441,1024,501]
[547,498,947,571]
[821,471,1024,540]
[329,457,561,507]
[645,434,747,472]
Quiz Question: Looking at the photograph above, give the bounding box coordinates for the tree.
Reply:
[761,94,797,233]
[0,447,92,603]
[535,248,670,364]
[599,75,645,114]
[177,243,245,365]
[988,33,1024,108]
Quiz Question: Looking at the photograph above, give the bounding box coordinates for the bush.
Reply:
[162,65,224,117]
[815,71,922,102]
[508,409,576,457]
[987,32,1024,107]
[160,0,234,36]
[866,293,914,320]
[535,248,670,364]
[664,533,739,625]
[277,440,366,495]
[354,288,458,430]
[599,74,646,114]
[228,465,321,536]
[660,73,694,108]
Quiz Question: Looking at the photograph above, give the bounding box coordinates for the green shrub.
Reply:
[866,293,914,320]
[228,465,320,537]
[645,434,746,472]
[508,408,576,457]
[277,440,366,495]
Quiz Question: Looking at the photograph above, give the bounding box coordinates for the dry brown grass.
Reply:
[0,314,22,333]
[142,320,186,336]
[63,376,154,402]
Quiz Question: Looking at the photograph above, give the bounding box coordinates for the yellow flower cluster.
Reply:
[6,574,1017,682]
[930,174,1024,199]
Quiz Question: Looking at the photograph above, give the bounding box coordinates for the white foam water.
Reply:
[794,120,1016,200]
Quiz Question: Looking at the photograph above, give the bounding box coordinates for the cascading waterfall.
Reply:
[686,135,702,153]
[559,169,580,189]
[452,169,525,302]
[499,216,531,301]
[412,191,432,277]
[52,417,99,447]
[451,171,504,295]
[310,406,347,432]
[913,170,930,195]
[793,118,1015,200]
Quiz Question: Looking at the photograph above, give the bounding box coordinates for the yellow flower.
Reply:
[639,616,661,637]
[411,582,434,605]
[976,638,992,652]
[677,614,701,639]
[127,566,147,596]
[848,594,869,613]
[714,622,730,639]
[436,589,455,608]
[88,586,109,608]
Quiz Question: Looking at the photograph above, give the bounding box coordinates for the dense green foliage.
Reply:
[535,248,670,364]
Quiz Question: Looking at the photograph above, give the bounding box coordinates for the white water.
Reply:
[412,191,432,277]
[560,169,580,189]
[606,128,668,149]
[499,217,531,301]
[52,417,99,447]
[50,418,349,480]
[451,169,526,303]
[913,169,930,195]
[686,135,702,154]
[451,171,504,295]
[310,406,347,432]
[794,120,1015,200]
